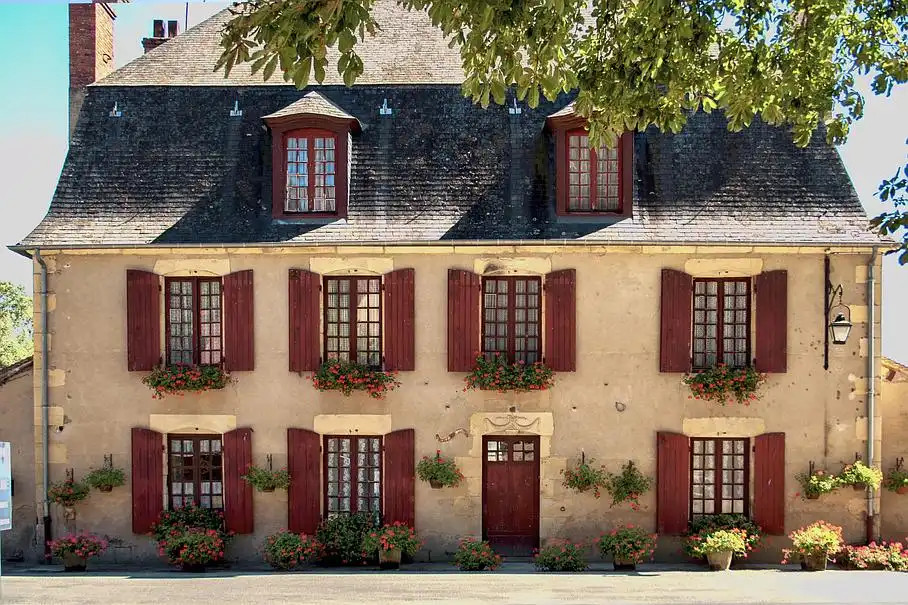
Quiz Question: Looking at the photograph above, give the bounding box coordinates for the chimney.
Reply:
[142,19,179,54]
[69,1,120,141]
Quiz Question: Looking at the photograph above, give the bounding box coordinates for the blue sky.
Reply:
[0,1,905,361]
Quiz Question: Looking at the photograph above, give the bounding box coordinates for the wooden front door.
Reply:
[482,435,540,556]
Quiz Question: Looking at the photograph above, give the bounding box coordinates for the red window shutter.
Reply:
[447,269,480,372]
[544,269,576,371]
[287,428,321,534]
[223,427,254,534]
[126,270,160,371]
[755,270,788,373]
[384,268,415,371]
[224,270,255,371]
[753,432,785,535]
[620,131,634,215]
[660,269,693,372]
[657,431,690,535]
[131,427,163,534]
[289,269,321,372]
[383,428,415,526]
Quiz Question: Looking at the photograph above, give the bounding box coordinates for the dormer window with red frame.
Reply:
[264,92,361,219]
[547,104,633,218]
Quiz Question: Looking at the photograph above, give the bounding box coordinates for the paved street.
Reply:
[0,566,905,605]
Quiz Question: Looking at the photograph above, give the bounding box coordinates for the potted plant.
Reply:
[142,364,230,399]
[361,521,421,569]
[682,514,763,561]
[689,529,747,571]
[884,466,908,495]
[241,466,291,493]
[159,528,226,572]
[151,506,231,566]
[453,537,502,571]
[533,540,588,572]
[310,359,400,399]
[596,525,657,571]
[837,541,908,571]
[604,461,654,510]
[48,533,108,571]
[781,521,844,571]
[84,466,126,493]
[683,364,765,405]
[839,461,883,491]
[48,478,90,519]
[416,450,464,489]
[463,354,555,393]
[796,470,840,499]
[315,512,378,566]
[561,458,609,498]
[262,530,322,570]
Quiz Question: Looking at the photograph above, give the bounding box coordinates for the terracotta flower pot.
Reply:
[613,557,637,571]
[62,553,87,572]
[98,485,113,493]
[801,553,828,571]
[378,548,402,570]
[429,480,444,489]
[260,486,275,493]
[853,483,866,492]
[806,492,820,500]
[897,486,908,495]
[706,550,733,571]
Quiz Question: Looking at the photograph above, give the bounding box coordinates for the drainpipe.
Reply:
[34,249,51,558]
[866,247,879,544]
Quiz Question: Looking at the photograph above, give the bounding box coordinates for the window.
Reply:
[324,435,381,515]
[165,277,222,365]
[284,131,337,213]
[690,438,749,517]
[324,276,382,367]
[692,278,750,369]
[168,434,224,510]
[482,277,541,364]
[566,129,620,212]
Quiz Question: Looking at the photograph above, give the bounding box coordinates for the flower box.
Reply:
[464,354,554,393]
[142,364,229,399]
[310,359,400,399]
[683,364,764,405]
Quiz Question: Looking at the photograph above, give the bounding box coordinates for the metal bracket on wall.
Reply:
[435,428,470,443]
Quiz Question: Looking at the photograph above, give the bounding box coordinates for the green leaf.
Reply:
[263,55,279,81]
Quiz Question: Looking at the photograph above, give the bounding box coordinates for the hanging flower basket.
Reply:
[683,364,765,405]
[84,466,126,493]
[838,461,883,491]
[464,354,554,393]
[142,364,230,399]
[884,467,908,494]
[416,451,464,489]
[48,479,90,507]
[240,466,290,492]
[310,359,400,399]
[796,470,840,499]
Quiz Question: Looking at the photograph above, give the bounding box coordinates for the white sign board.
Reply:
[0,442,11,531]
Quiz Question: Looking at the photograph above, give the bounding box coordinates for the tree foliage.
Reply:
[870,143,908,264]
[0,281,32,367]
[217,0,908,251]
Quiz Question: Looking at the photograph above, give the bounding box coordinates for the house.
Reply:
[9,1,890,564]
[881,357,908,541]
[0,357,37,562]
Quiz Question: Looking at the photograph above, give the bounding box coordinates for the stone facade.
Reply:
[0,359,37,562]
[881,358,908,542]
[26,245,882,563]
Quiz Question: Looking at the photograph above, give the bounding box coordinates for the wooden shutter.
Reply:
[384,268,415,371]
[753,432,785,535]
[656,431,690,535]
[383,428,415,526]
[447,269,480,372]
[223,427,254,534]
[544,269,576,371]
[755,270,788,373]
[288,428,321,535]
[126,270,160,371]
[224,270,255,371]
[131,427,163,534]
[660,269,693,372]
[289,269,321,372]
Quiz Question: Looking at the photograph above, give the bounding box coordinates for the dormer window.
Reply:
[264,92,360,219]
[547,103,633,218]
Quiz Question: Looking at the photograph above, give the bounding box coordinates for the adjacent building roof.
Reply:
[883,357,908,383]
[14,3,885,249]
[95,4,464,87]
[0,357,32,388]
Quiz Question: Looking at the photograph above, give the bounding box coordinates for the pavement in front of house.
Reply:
[0,562,905,605]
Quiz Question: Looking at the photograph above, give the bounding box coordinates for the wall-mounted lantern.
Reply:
[827,284,853,345]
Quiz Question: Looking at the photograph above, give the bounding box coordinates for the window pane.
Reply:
[567,134,591,211]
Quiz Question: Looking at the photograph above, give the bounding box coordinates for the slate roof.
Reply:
[263,92,358,122]
[16,4,884,249]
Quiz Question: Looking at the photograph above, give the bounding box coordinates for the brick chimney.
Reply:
[142,19,179,54]
[69,1,120,141]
